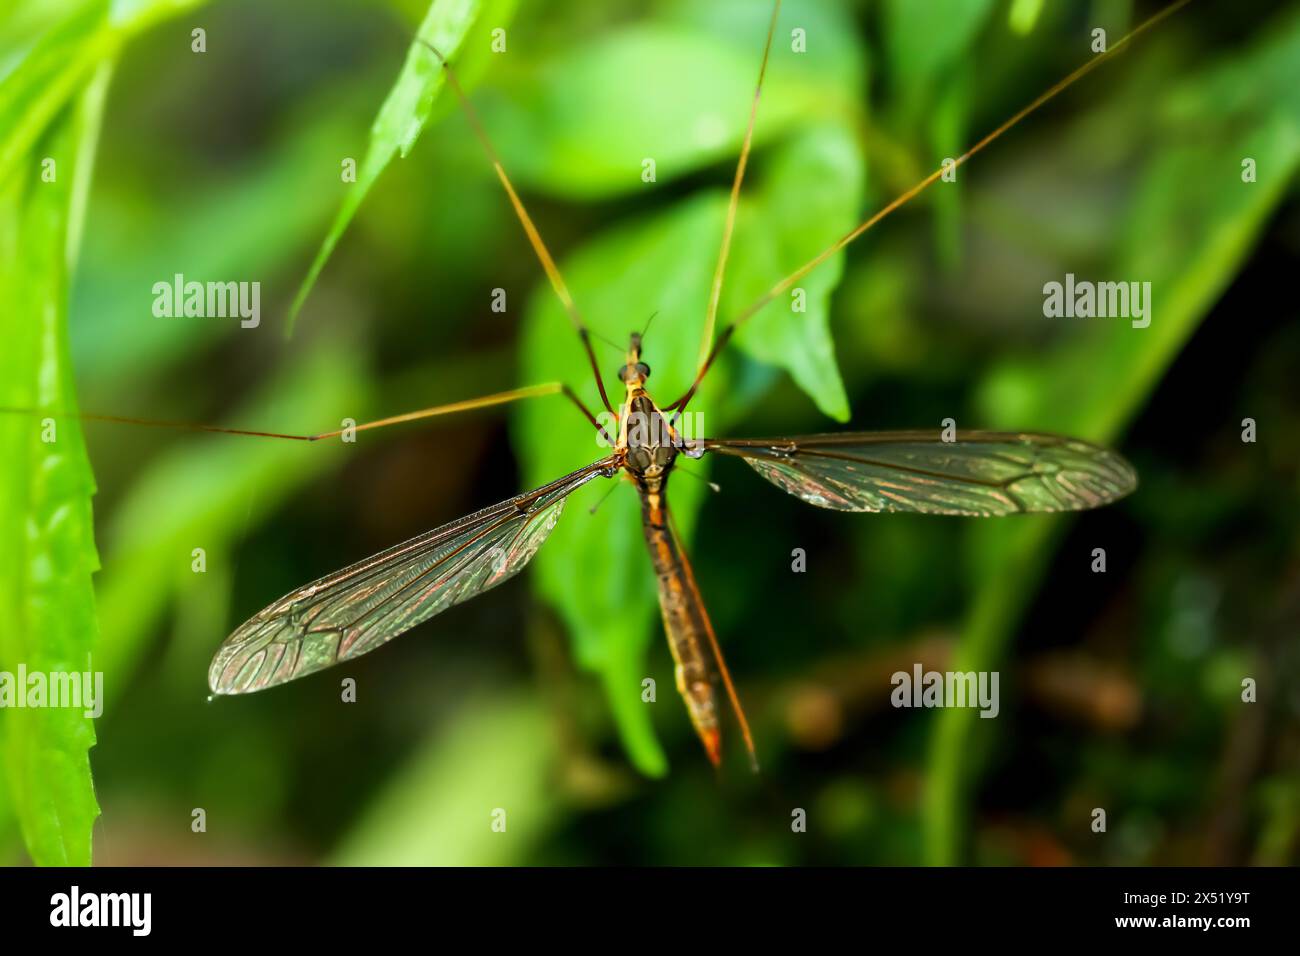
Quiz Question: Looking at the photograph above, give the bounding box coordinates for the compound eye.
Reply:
[636,362,651,380]
[617,365,630,382]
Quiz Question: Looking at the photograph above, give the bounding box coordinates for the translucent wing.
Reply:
[706,432,1136,516]
[209,457,617,694]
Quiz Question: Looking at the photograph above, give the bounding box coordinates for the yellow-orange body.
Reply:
[613,335,723,765]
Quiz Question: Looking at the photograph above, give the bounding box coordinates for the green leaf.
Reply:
[924,6,1300,864]
[882,0,996,87]
[0,0,212,863]
[0,2,114,186]
[490,0,864,200]
[0,63,111,868]
[287,0,513,334]
[726,122,864,422]
[0,0,206,185]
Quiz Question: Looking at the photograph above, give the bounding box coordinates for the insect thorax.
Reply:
[623,393,679,479]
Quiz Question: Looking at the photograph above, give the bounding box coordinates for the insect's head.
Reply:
[618,331,650,386]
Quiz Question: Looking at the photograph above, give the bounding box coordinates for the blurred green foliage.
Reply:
[1,0,1298,866]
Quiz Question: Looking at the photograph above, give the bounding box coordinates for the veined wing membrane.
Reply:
[707,432,1136,516]
[209,457,618,694]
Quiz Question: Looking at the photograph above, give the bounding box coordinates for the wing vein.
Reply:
[210,457,616,693]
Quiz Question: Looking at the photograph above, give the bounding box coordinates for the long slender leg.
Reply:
[311,382,611,442]
[0,380,613,444]
[670,0,1194,415]
[695,0,782,370]
[419,41,615,415]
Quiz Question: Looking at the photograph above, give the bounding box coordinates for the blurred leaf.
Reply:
[1008,0,1045,36]
[882,0,995,266]
[288,0,516,333]
[882,0,995,87]
[927,71,973,267]
[0,0,204,184]
[0,784,14,863]
[0,63,112,867]
[727,121,864,422]
[0,1,93,66]
[925,6,1300,864]
[331,693,555,865]
[0,1,112,185]
[490,0,864,199]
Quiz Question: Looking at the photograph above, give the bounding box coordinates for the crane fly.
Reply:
[21,0,1186,769]
[210,0,1172,768]
[206,343,1137,768]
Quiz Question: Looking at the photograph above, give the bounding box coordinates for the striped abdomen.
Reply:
[638,480,721,765]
